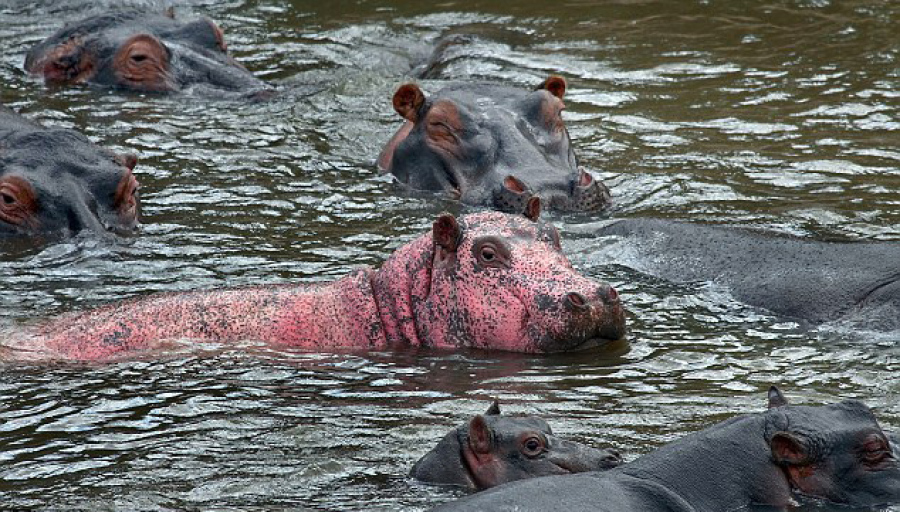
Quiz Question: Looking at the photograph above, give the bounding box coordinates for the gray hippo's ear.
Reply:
[770,432,811,466]
[164,6,175,18]
[118,153,138,171]
[26,40,95,85]
[485,400,501,416]
[468,414,493,454]
[768,386,789,409]
[524,196,541,222]
[393,83,426,122]
[433,213,460,253]
[537,75,567,100]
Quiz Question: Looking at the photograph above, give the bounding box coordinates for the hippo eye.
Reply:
[521,436,546,457]
[1,191,14,205]
[473,239,511,269]
[131,54,148,63]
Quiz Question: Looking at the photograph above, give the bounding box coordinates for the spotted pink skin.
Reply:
[18,212,625,360]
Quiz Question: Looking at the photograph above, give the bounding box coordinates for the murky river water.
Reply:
[0,0,898,510]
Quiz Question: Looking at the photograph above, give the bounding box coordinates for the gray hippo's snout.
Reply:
[492,169,611,213]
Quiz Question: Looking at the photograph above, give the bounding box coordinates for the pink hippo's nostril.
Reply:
[565,292,588,311]
[597,283,618,303]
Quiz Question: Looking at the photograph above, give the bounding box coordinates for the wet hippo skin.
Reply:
[433,387,900,512]
[378,76,611,213]
[412,401,621,491]
[0,106,140,239]
[593,218,900,328]
[11,203,625,360]
[25,9,271,95]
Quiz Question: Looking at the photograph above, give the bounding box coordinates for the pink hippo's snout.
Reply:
[534,279,626,352]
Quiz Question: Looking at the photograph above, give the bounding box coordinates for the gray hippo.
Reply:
[25,9,270,95]
[377,76,611,213]
[593,219,900,329]
[433,387,900,511]
[8,205,625,360]
[0,106,140,239]
[412,401,622,491]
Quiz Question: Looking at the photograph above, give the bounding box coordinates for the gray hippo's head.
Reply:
[378,76,611,213]
[766,386,900,508]
[24,10,269,94]
[411,401,622,491]
[0,108,140,239]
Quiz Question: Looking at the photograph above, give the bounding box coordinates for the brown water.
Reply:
[0,0,898,510]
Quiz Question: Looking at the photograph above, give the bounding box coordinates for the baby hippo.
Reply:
[412,401,622,491]
[9,201,626,360]
[25,9,270,94]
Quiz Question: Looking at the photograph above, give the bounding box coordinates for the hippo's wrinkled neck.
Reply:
[622,414,793,510]
[370,233,435,347]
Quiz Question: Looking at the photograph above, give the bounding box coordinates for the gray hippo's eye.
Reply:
[2,191,14,204]
[521,436,545,457]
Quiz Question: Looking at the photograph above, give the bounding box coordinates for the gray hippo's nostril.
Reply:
[565,292,588,311]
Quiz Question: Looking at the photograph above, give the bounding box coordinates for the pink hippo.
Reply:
[10,204,625,360]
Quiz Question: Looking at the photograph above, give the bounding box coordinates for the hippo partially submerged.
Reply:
[593,218,900,329]
[434,387,900,512]
[378,76,611,213]
[25,10,270,95]
[0,106,140,239]
[412,401,622,491]
[12,206,625,360]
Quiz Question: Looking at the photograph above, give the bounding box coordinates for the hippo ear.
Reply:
[770,432,811,466]
[119,153,138,171]
[767,386,789,409]
[538,75,567,100]
[164,6,175,18]
[26,41,95,85]
[393,83,426,122]
[524,196,541,222]
[485,400,501,416]
[433,213,460,253]
[468,415,493,454]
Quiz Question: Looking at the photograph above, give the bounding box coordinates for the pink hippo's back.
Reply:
[21,268,385,360]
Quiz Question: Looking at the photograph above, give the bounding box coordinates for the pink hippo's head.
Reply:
[373,199,626,353]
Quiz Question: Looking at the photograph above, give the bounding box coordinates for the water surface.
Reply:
[1,0,898,510]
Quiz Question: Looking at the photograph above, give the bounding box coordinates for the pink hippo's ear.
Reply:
[393,83,426,122]
[524,196,541,222]
[770,432,811,466]
[485,400,501,416]
[468,414,493,454]
[538,75,567,100]
[768,386,789,409]
[433,213,460,254]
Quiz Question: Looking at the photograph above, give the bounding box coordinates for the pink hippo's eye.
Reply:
[521,436,546,457]
[473,238,511,269]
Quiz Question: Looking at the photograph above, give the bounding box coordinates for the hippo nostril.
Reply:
[565,292,588,311]
[597,283,618,303]
[601,450,623,468]
[577,168,593,188]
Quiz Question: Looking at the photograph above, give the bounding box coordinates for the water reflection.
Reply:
[1,0,898,510]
